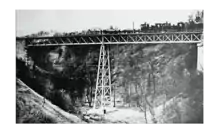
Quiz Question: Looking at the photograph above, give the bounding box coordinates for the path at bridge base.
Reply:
[87,106,117,115]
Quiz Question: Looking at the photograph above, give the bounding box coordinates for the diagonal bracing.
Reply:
[93,40,112,109]
[19,32,203,46]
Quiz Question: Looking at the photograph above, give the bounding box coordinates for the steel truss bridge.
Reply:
[17,32,203,112]
[17,32,202,46]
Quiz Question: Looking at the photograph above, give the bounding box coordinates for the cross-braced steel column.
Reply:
[93,39,112,109]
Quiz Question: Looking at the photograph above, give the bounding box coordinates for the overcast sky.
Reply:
[16,10,197,36]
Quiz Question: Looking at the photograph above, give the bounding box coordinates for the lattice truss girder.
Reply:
[20,32,203,46]
[93,44,112,109]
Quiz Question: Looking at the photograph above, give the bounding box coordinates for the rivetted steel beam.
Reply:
[16,32,203,46]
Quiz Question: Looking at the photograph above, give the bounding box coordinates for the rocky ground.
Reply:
[81,107,143,124]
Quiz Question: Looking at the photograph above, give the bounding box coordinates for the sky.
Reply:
[16,10,197,36]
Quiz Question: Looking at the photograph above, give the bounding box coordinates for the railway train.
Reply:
[140,21,203,33]
[62,21,203,36]
[24,20,203,38]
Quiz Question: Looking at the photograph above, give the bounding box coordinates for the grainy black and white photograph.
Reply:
[16,10,203,124]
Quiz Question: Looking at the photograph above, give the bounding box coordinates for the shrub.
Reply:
[16,92,57,123]
[22,112,57,123]
[51,90,77,113]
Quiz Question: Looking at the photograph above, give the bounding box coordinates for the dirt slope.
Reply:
[16,79,84,123]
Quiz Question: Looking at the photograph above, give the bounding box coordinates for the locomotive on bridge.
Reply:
[140,21,203,33]
[23,19,203,38]
[64,21,203,36]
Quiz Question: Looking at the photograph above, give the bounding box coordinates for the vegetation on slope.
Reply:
[16,79,83,123]
[112,43,203,123]
[16,42,101,119]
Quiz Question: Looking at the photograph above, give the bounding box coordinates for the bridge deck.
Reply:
[16,32,203,46]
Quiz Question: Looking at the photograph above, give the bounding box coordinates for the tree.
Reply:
[188,10,204,23]
[117,45,160,123]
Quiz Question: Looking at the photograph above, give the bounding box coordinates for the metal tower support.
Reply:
[93,41,112,109]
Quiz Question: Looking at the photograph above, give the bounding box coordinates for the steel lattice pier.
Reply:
[93,43,112,109]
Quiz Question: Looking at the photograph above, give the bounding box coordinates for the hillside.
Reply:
[110,43,203,123]
[16,78,84,123]
[16,39,203,123]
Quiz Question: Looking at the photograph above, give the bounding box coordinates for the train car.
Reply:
[121,29,133,34]
[103,28,120,35]
[133,29,141,33]
[94,29,103,35]
[155,23,163,33]
[177,22,185,32]
[148,25,156,33]
[53,32,63,37]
